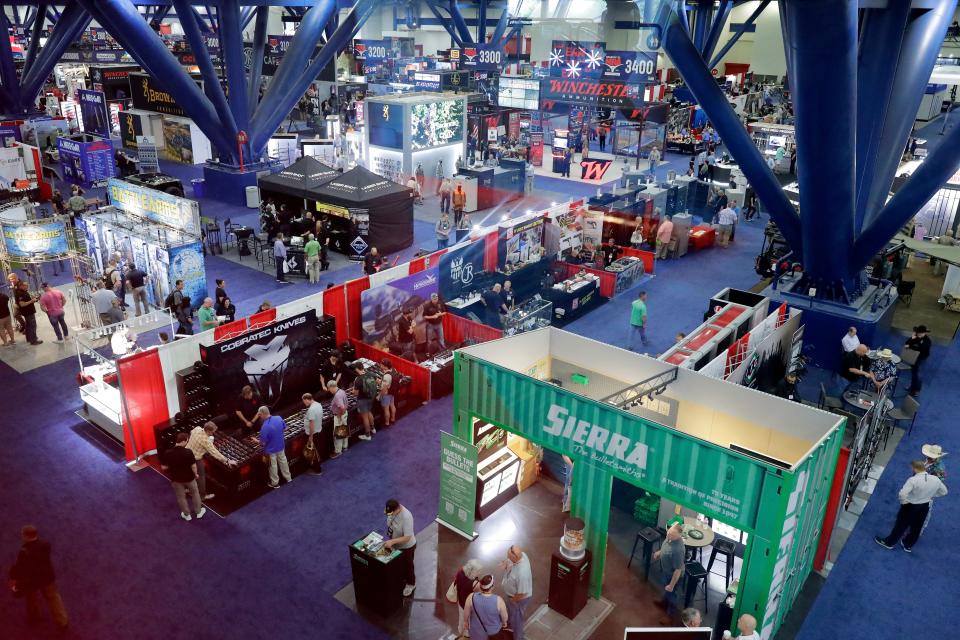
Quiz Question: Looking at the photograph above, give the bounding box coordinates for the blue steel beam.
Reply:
[701,0,731,63]
[854,2,911,233]
[239,5,254,32]
[252,0,374,153]
[477,0,487,43]
[658,2,803,254]
[20,2,90,105]
[22,4,46,78]
[489,7,509,46]
[676,0,689,35]
[247,5,268,114]
[783,0,857,292]
[45,7,58,24]
[153,5,171,24]
[219,0,250,141]
[171,0,238,140]
[861,0,958,230]
[191,6,213,34]
[708,0,769,70]
[778,2,794,87]
[249,0,339,149]
[23,6,36,31]
[448,1,475,45]
[425,1,463,47]
[79,0,235,160]
[853,120,960,268]
[692,0,711,54]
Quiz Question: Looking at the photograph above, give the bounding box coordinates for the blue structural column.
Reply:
[854,1,912,233]
[861,0,958,230]
[427,2,463,48]
[20,3,91,108]
[0,11,22,113]
[692,0,712,54]
[853,118,960,268]
[249,0,338,150]
[80,0,235,160]
[248,6,269,114]
[701,0,731,63]
[783,0,857,295]
[449,1,475,45]
[490,9,510,47]
[658,3,803,254]
[708,0,769,70]
[477,0,487,43]
[219,0,251,147]
[22,4,47,82]
[171,0,238,142]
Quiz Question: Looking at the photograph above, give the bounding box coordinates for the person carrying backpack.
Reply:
[378,358,400,427]
[351,361,377,441]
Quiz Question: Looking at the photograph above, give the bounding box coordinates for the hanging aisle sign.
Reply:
[438,432,479,538]
[549,39,658,85]
[459,44,505,70]
[106,178,199,235]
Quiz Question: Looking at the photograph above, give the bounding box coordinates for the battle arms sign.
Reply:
[540,78,642,109]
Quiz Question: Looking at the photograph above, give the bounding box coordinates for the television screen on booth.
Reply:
[624,628,713,640]
[409,100,464,150]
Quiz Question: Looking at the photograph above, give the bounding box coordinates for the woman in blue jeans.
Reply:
[463,575,508,640]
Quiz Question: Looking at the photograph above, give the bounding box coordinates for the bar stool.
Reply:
[654,525,667,550]
[706,538,737,590]
[628,527,662,578]
[683,561,708,609]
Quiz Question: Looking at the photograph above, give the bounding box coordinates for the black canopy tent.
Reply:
[257,156,339,213]
[307,165,414,257]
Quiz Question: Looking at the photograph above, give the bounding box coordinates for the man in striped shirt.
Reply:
[187,422,236,500]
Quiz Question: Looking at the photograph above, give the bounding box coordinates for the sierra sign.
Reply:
[544,404,649,476]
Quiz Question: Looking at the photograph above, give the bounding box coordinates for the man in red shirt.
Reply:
[39,282,69,342]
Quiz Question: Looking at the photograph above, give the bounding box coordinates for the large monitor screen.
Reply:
[410,100,465,150]
[498,77,540,110]
[367,101,403,149]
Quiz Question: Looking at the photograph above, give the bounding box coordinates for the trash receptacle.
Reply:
[191,179,204,198]
[245,185,259,208]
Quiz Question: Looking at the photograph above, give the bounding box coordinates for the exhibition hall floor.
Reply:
[2,150,957,640]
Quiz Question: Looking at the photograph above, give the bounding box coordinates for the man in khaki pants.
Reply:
[8,525,69,630]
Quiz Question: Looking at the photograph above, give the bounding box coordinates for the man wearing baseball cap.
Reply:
[383,499,417,596]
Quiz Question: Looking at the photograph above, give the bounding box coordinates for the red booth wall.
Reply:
[117,349,168,461]
[349,339,431,403]
[554,262,617,298]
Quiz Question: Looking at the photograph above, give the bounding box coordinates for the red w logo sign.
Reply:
[580,159,612,181]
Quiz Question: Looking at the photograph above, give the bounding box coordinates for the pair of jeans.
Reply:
[909,361,923,393]
[426,322,445,349]
[630,324,647,350]
[24,582,68,628]
[275,257,286,281]
[437,237,449,250]
[23,313,38,343]
[47,313,68,340]
[267,450,291,486]
[195,457,208,496]
[506,595,532,640]
[399,544,417,587]
[173,479,202,516]
[440,192,450,213]
[131,286,148,316]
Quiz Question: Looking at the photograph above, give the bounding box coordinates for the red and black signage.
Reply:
[580,159,613,182]
[540,78,642,109]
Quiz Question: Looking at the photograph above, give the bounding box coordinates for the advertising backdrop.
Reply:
[2,220,70,257]
[439,432,479,537]
[167,241,206,312]
[107,178,200,235]
[129,73,203,117]
[498,217,545,270]
[360,266,439,349]
[367,101,403,149]
[201,309,319,415]
[410,100,464,150]
[78,89,110,138]
[58,136,116,187]
[439,239,485,300]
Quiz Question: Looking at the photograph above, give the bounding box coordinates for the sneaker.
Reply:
[203,494,215,500]
[308,469,323,476]
[874,536,894,549]
[196,507,206,519]
[30,340,43,345]
[181,513,192,521]
[402,584,416,597]
[900,540,912,553]
[371,428,377,434]
[358,434,371,441]
[55,339,64,343]
[268,483,280,490]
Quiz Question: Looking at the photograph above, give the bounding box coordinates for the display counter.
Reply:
[80,381,123,441]
[503,296,552,336]
[688,226,716,251]
[457,161,524,209]
[665,139,705,155]
[606,256,645,295]
[542,273,600,326]
[349,532,405,617]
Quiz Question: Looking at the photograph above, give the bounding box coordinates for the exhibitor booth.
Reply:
[436,327,844,637]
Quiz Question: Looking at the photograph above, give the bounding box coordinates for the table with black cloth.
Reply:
[349,534,405,617]
[541,274,601,326]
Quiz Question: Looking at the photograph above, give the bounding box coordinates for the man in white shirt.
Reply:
[841,326,860,353]
[717,206,738,247]
[875,460,948,552]
[500,545,533,640]
[301,393,324,476]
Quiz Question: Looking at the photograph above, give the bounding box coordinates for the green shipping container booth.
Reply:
[443,328,844,639]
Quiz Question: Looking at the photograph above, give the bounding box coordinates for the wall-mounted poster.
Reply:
[129,72,203,117]
[163,119,193,163]
[167,241,207,312]
[2,220,70,258]
[360,266,439,351]
[438,240,485,300]
[498,217,545,271]
[119,111,142,149]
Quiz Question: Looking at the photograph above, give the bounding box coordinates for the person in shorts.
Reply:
[351,361,376,441]
[328,379,349,456]
[378,358,398,427]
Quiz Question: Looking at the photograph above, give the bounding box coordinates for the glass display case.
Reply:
[79,380,123,440]
[503,296,553,336]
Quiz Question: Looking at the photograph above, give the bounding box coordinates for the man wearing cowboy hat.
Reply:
[923,444,946,480]
[905,325,932,396]
[868,348,897,392]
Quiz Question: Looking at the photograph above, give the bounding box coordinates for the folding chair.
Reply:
[888,395,920,435]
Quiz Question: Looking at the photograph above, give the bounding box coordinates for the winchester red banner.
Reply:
[540,78,642,108]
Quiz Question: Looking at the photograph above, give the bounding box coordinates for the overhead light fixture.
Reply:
[501,214,509,221]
